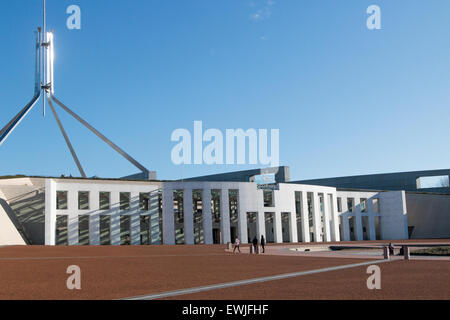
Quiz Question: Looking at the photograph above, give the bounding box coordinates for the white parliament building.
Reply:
[0,166,449,246]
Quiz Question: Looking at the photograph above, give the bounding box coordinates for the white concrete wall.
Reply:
[45,178,161,246]
[38,178,416,246]
[379,191,409,240]
[406,193,450,238]
[337,190,408,241]
[0,188,27,245]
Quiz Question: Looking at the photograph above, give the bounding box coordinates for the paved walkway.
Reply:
[228,243,450,261]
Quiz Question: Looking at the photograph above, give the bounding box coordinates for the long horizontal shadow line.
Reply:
[121,259,396,300]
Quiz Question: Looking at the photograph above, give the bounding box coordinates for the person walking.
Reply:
[389,242,395,255]
[233,237,241,253]
[260,235,266,253]
[252,236,258,254]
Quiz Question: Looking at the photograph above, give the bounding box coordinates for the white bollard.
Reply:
[403,245,410,260]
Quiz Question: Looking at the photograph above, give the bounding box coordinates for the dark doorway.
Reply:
[213,228,221,244]
[230,227,237,243]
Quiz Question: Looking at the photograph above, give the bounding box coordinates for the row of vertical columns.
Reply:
[162,188,236,245]
[48,186,159,246]
[339,196,380,241]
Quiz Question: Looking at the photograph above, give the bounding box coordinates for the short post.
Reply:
[250,245,253,254]
[383,246,390,259]
[227,242,232,250]
[403,245,410,260]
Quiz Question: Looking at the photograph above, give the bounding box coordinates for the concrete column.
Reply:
[289,211,298,243]
[354,198,364,241]
[89,213,100,245]
[368,215,376,240]
[300,191,310,243]
[44,179,57,245]
[322,194,332,242]
[183,189,194,245]
[68,190,78,246]
[366,198,376,241]
[237,190,248,244]
[202,189,213,244]
[149,191,160,244]
[130,193,141,245]
[330,194,340,241]
[273,211,283,243]
[312,192,322,242]
[341,198,350,241]
[110,191,121,246]
[89,191,100,245]
[162,188,175,245]
[220,189,231,244]
[256,211,266,242]
[130,215,140,245]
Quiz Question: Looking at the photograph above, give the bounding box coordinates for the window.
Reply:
[193,190,204,244]
[295,192,302,215]
[372,198,380,213]
[78,191,90,210]
[140,193,150,211]
[99,192,110,210]
[416,175,449,189]
[228,190,238,223]
[337,197,342,212]
[263,190,274,207]
[173,190,184,224]
[347,198,354,213]
[211,190,221,223]
[360,198,367,213]
[56,191,68,210]
[120,192,131,211]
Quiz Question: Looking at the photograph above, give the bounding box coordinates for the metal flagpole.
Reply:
[47,97,87,178]
[51,95,150,177]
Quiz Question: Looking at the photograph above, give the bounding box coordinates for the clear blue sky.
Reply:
[1,0,449,181]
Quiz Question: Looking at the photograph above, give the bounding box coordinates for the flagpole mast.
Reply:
[42,0,46,117]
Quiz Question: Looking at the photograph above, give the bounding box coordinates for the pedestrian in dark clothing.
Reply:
[389,242,395,255]
[260,235,266,253]
[252,236,258,254]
